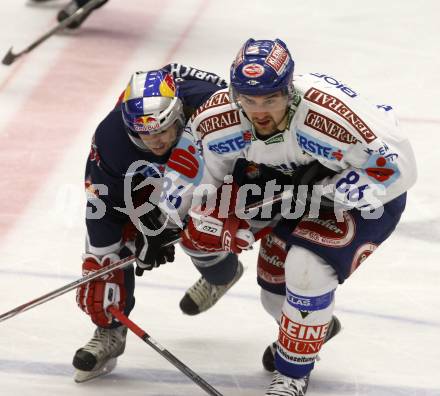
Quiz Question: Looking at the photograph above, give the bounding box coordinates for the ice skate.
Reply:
[180,261,244,315]
[266,372,309,396]
[72,325,127,383]
[57,0,107,29]
[262,315,341,372]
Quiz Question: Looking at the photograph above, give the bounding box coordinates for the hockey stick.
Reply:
[0,230,188,323]
[108,307,223,396]
[2,0,105,66]
[0,187,296,324]
[0,253,136,323]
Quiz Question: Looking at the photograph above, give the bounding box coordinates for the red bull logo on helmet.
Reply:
[133,116,160,133]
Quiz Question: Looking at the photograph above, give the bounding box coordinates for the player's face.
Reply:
[139,122,178,155]
[238,92,289,136]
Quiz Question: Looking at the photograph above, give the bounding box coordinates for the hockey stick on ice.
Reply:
[2,0,105,66]
[0,187,295,324]
[108,307,223,396]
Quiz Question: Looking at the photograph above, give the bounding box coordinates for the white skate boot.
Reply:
[179,261,244,315]
[266,372,310,396]
[72,325,127,383]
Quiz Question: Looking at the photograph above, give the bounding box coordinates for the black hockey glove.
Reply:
[232,158,294,219]
[231,158,337,221]
[233,158,293,188]
[290,160,338,214]
[134,207,179,276]
[271,161,339,236]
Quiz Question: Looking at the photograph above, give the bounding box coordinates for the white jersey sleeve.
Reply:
[291,73,417,210]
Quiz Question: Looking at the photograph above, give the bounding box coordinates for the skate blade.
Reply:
[74,358,118,383]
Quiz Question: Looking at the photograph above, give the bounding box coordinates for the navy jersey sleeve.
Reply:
[162,63,228,111]
[178,79,226,111]
[85,109,134,255]
[162,63,227,88]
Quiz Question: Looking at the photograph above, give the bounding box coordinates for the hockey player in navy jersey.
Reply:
[72,64,237,382]
[159,39,417,395]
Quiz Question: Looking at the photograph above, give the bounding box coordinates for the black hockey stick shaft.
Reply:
[108,307,223,396]
[0,188,295,324]
[2,0,105,65]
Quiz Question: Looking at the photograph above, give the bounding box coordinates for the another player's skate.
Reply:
[180,261,244,315]
[57,0,107,29]
[262,315,341,372]
[266,372,310,396]
[72,325,127,383]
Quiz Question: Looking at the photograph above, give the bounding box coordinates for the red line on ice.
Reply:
[162,0,211,64]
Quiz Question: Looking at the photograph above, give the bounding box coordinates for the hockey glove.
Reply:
[290,160,337,214]
[233,158,293,188]
[134,207,179,276]
[76,253,126,328]
[181,182,255,254]
[182,208,254,254]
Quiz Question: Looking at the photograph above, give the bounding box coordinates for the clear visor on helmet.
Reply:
[231,86,290,112]
[123,96,185,153]
[126,97,182,135]
[127,119,184,153]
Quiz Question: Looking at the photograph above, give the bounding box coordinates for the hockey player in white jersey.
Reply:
[159,38,417,395]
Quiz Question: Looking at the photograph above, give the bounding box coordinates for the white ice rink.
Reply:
[0,1,439,395]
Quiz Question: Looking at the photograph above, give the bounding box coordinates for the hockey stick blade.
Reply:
[2,47,17,66]
[1,0,104,66]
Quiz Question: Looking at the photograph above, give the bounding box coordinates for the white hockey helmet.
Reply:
[121,70,185,151]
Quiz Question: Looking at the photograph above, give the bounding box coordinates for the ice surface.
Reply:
[0,1,439,395]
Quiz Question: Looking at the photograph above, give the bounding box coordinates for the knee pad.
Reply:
[285,245,338,294]
[282,245,338,327]
[260,289,285,322]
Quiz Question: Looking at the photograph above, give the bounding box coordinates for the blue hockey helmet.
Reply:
[121,70,185,151]
[230,38,295,97]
